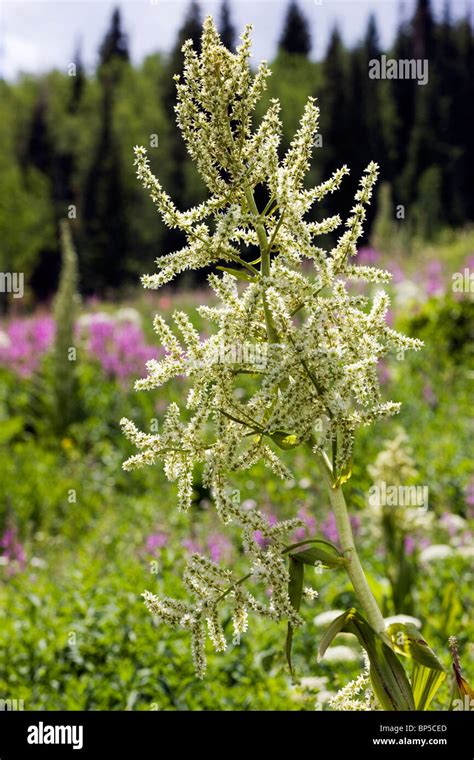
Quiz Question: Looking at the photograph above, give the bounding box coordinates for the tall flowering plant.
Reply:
[121,18,447,709]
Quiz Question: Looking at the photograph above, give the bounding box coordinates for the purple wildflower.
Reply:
[145,532,169,554]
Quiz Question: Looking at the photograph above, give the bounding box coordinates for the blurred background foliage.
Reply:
[0,0,473,711]
[0,0,473,303]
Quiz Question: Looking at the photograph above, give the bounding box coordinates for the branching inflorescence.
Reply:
[121,17,422,678]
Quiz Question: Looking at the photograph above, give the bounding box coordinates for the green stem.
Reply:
[244,186,279,344]
[317,452,390,646]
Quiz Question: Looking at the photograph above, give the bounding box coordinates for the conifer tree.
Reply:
[163,1,205,261]
[389,6,417,185]
[320,28,350,214]
[98,7,129,66]
[69,46,85,112]
[26,92,61,299]
[279,0,311,57]
[82,9,131,292]
[219,0,236,52]
[401,0,439,215]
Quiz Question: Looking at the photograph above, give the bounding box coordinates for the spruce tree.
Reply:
[279,0,311,57]
[69,46,85,113]
[346,17,382,181]
[401,0,439,218]
[162,1,205,261]
[81,9,131,293]
[26,92,61,299]
[219,0,236,52]
[98,7,129,66]
[320,28,350,214]
[448,14,474,223]
[389,5,417,186]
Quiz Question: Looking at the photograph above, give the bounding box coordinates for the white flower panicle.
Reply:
[328,654,376,711]
[123,17,423,677]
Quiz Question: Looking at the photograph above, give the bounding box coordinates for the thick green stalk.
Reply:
[317,453,390,646]
[244,186,279,344]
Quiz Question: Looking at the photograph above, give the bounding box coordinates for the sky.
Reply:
[0,0,469,80]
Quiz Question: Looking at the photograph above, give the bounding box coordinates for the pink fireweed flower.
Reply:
[182,538,202,554]
[388,262,405,284]
[0,316,55,376]
[404,535,417,556]
[321,513,338,544]
[358,247,379,266]
[78,313,159,384]
[377,360,391,385]
[293,507,317,541]
[321,512,359,546]
[464,477,474,508]
[145,532,169,553]
[423,261,444,297]
[423,382,436,407]
[207,532,233,563]
[254,512,278,548]
[0,523,26,575]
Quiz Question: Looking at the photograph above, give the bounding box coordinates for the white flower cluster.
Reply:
[328,654,377,710]
[121,17,423,676]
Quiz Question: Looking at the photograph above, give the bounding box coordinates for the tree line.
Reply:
[0,0,472,302]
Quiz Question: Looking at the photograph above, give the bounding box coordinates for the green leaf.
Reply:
[333,457,353,489]
[290,546,347,569]
[388,623,446,710]
[216,266,254,282]
[319,608,415,711]
[411,662,446,710]
[285,556,304,675]
[318,608,354,661]
[0,416,24,444]
[388,623,445,671]
[270,431,300,450]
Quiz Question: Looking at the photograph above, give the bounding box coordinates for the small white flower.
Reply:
[116,307,142,325]
[77,311,113,329]
[419,544,454,563]
[0,330,11,349]
[323,646,360,664]
[313,609,346,627]
[384,614,422,628]
[457,545,474,559]
[395,280,424,307]
[30,557,47,569]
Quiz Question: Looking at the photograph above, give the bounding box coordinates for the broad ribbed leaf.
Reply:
[319,608,415,711]
[388,623,445,671]
[388,622,446,709]
[411,662,446,710]
[290,546,347,569]
[318,609,354,661]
